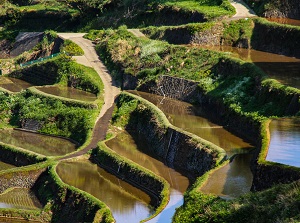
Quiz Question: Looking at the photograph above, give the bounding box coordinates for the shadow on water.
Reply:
[126,91,256,200]
[57,159,153,223]
[128,90,255,158]
[106,130,190,223]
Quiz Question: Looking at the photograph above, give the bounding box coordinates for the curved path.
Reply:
[57,33,120,157]
[229,0,257,20]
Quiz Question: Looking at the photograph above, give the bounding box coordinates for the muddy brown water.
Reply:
[128,90,255,157]
[35,85,97,102]
[0,129,77,156]
[0,77,32,93]
[106,130,189,223]
[266,18,300,26]
[106,91,254,220]
[200,45,300,89]
[266,118,300,167]
[56,159,152,223]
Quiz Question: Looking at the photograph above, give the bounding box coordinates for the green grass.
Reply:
[173,179,300,223]
[159,0,235,19]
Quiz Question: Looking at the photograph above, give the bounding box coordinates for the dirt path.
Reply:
[58,33,120,158]
[229,0,257,20]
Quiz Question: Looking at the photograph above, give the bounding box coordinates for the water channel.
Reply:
[266,118,300,167]
[35,85,97,102]
[0,129,77,156]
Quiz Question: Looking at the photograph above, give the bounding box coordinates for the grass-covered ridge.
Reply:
[173,178,300,222]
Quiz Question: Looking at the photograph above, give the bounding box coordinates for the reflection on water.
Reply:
[0,77,32,92]
[200,153,253,198]
[266,118,300,167]
[0,129,77,156]
[266,18,300,26]
[106,131,190,223]
[127,91,255,199]
[57,159,152,223]
[36,85,97,102]
[129,90,254,157]
[0,188,42,210]
[200,45,300,89]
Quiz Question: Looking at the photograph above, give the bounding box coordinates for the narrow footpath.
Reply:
[57,33,120,157]
[229,0,257,20]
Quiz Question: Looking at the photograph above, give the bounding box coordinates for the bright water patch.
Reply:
[36,85,97,102]
[0,188,42,210]
[200,153,253,198]
[57,159,152,223]
[266,118,300,167]
[0,129,77,156]
[106,130,190,223]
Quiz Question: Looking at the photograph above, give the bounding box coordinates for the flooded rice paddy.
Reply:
[106,130,189,223]
[0,129,77,156]
[0,77,32,93]
[35,85,97,102]
[266,18,300,26]
[266,118,300,167]
[57,159,152,223]
[128,90,255,157]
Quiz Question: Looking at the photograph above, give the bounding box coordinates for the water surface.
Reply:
[266,118,300,167]
[36,85,97,102]
[57,159,152,223]
[0,77,32,92]
[266,18,300,26]
[0,129,77,156]
[200,153,253,198]
[128,90,254,157]
[106,130,190,223]
[0,188,42,210]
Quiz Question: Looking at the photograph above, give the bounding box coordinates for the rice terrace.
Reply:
[0,0,299,222]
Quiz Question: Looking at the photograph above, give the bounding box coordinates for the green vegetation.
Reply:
[173,179,300,223]
[60,39,84,56]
